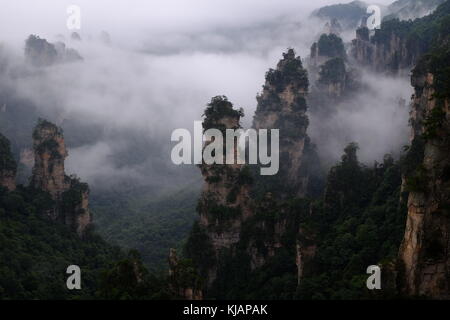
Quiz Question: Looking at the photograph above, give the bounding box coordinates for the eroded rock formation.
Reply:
[185,50,322,297]
[351,25,417,74]
[254,48,321,197]
[31,119,91,236]
[194,96,252,285]
[399,51,450,298]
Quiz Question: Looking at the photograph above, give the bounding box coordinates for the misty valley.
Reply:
[0,0,450,305]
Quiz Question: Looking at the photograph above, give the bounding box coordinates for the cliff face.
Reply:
[185,50,322,297]
[351,26,417,74]
[31,120,69,199]
[307,32,360,110]
[194,96,252,286]
[309,33,346,70]
[254,49,318,197]
[31,119,91,236]
[0,133,17,191]
[351,1,450,75]
[399,51,450,298]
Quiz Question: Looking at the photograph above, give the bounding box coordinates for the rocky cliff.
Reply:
[309,33,346,70]
[307,32,360,107]
[351,25,417,74]
[399,48,450,298]
[31,119,91,236]
[0,132,17,191]
[254,49,321,197]
[190,96,252,287]
[31,119,69,199]
[185,50,322,298]
[351,2,450,74]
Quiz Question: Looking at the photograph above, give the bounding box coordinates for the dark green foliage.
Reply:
[428,44,450,99]
[237,165,253,186]
[168,257,203,297]
[292,96,307,112]
[197,197,241,229]
[202,96,243,132]
[423,104,446,140]
[371,1,450,67]
[0,133,16,172]
[255,91,281,112]
[93,185,200,272]
[264,49,309,93]
[184,221,216,278]
[0,181,173,300]
[318,57,347,85]
[296,147,407,300]
[33,119,65,159]
[410,15,450,141]
[211,247,298,300]
[199,144,407,300]
[36,139,60,158]
[401,137,425,177]
[208,198,311,299]
[61,177,89,214]
[317,34,346,59]
[33,118,63,140]
[0,185,122,299]
[96,250,171,300]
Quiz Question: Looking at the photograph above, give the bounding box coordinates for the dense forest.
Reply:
[1,0,449,300]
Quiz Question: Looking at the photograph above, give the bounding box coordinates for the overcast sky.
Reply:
[0,0,408,188]
[1,0,395,46]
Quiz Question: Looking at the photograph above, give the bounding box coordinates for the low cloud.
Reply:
[1,0,405,189]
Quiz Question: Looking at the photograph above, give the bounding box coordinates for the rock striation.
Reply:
[398,51,450,298]
[31,119,91,236]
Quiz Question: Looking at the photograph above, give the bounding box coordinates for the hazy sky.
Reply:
[0,0,408,187]
[1,0,395,46]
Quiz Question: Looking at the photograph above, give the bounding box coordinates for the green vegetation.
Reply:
[317,34,346,59]
[61,177,89,214]
[0,133,176,299]
[423,104,447,140]
[202,96,243,132]
[0,184,122,299]
[297,148,406,300]
[192,144,407,300]
[32,118,63,140]
[93,184,200,272]
[371,1,450,62]
[0,133,17,172]
[97,250,171,300]
[183,221,216,278]
[318,57,347,85]
[265,49,309,93]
